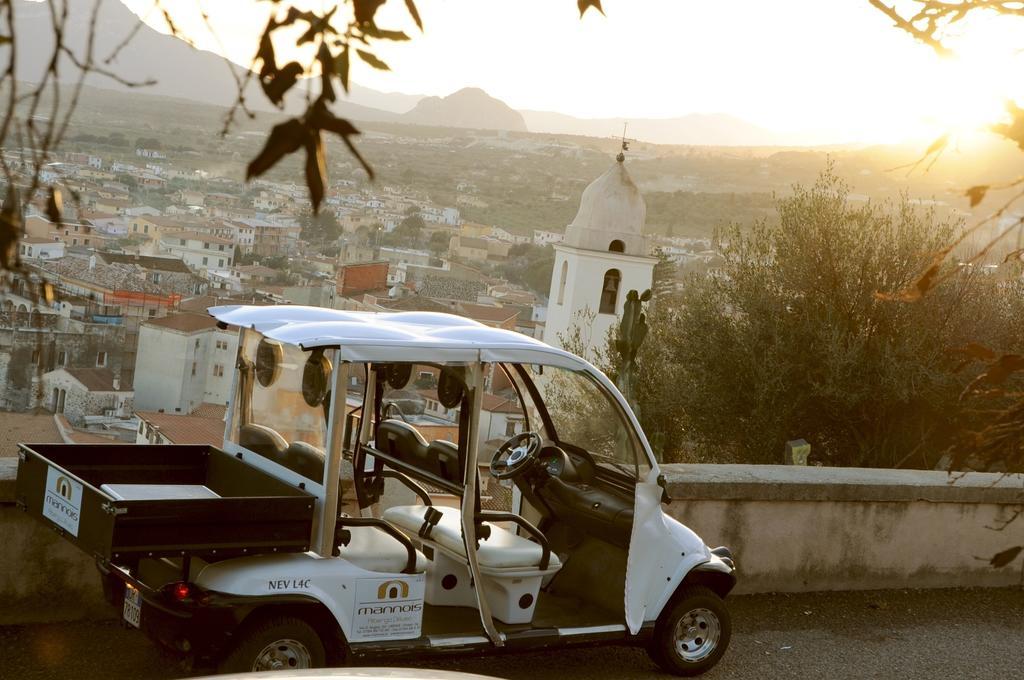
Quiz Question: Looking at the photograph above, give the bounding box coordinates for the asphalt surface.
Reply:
[1,588,1021,680]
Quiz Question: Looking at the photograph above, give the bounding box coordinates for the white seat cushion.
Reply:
[101,484,220,500]
[383,505,561,571]
[338,525,428,573]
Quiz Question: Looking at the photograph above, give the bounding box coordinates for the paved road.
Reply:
[2,588,1021,679]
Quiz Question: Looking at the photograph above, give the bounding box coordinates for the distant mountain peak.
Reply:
[403,87,527,132]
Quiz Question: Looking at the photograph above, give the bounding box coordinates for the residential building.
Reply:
[133,313,239,414]
[42,367,133,426]
[158,230,234,272]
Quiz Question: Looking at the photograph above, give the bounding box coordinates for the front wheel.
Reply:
[218,615,326,673]
[647,586,731,676]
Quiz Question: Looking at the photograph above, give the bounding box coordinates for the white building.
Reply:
[19,237,65,261]
[133,313,239,414]
[533,230,564,247]
[159,230,234,273]
[542,157,656,357]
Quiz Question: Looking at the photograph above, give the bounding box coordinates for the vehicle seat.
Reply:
[383,505,561,571]
[427,440,460,484]
[239,424,288,462]
[284,441,325,481]
[338,525,427,573]
[376,419,431,469]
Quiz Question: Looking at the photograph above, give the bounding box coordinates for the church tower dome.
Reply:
[543,155,657,355]
[563,157,648,256]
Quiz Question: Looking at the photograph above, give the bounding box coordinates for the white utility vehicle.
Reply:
[16,305,735,675]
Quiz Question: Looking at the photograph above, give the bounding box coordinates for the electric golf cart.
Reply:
[15,305,736,675]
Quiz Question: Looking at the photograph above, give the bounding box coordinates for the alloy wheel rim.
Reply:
[252,638,313,671]
[673,607,720,662]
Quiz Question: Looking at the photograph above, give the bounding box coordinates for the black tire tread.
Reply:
[218,614,326,674]
[647,585,731,677]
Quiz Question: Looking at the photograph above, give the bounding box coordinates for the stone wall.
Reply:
[0,459,1021,624]
[0,322,127,412]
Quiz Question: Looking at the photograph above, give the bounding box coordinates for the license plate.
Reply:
[123,583,141,628]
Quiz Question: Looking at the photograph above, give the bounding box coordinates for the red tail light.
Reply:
[172,582,191,601]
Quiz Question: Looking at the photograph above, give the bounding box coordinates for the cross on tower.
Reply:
[616,122,630,163]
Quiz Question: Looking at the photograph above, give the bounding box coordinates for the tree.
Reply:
[428,230,451,256]
[383,214,425,248]
[626,169,1024,466]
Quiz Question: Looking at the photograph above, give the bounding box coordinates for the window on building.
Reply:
[143,224,149,233]
[96,351,107,367]
[195,339,200,349]
[213,364,224,377]
[557,260,568,305]
[83,239,90,246]
[218,259,224,267]
[599,269,621,315]
[202,257,208,266]
[57,351,67,366]
[31,348,40,364]
[148,308,157,318]
[191,361,197,376]
[180,238,187,246]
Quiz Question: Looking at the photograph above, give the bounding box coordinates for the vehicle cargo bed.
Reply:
[15,444,315,563]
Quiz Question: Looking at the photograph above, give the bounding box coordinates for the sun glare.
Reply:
[916,13,1024,144]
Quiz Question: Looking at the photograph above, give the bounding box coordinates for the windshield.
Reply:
[230,329,335,484]
[514,364,648,479]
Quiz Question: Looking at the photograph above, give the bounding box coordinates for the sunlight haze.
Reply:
[115,0,1024,146]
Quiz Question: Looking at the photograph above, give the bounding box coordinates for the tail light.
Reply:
[163,581,210,605]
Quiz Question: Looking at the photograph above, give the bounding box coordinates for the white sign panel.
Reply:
[43,466,83,537]
[350,574,425,642]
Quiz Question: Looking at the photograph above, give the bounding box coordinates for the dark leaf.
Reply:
[246,119,306,180]
[875,261,941,302]
[261,61,303,106]
[282,8,316,26]
[577,0,604,17]
[949,342,997,363]
[639,289,652,302]
[354,0,387,25]
[297,6,338,46]
[403,0,423,30]
[46,187,63,225]
[990,546,1022,568]
[362,25,410,41]
[318,44,336,102]
[305,131,327,214]
[336,46,350,93]
[257,27,277,78]
[981,354,1024,386]
[0,185,21,270]
[965,185,988,208]
[992,102,1024,151]
[404,0,423,30]
[356,49,390,71]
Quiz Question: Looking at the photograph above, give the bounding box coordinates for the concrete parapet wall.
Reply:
[662,465,1024,594]
[1,458,1021,623]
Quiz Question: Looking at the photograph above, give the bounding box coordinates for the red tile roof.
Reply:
[143,312,219,333]
[64,368,132,392]
[136,411,225,446]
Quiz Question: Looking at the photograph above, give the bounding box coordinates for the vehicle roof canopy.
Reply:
[207,305,592,370]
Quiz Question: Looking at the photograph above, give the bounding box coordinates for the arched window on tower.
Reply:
[599,269,621,314]
[557,260,568,305]
[609,239,625,253]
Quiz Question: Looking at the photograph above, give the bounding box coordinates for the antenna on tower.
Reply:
[616,122,631,163]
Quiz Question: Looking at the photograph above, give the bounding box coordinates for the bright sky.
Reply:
[120,0,1024,145]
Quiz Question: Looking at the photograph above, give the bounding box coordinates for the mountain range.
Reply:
[13,0,786,146]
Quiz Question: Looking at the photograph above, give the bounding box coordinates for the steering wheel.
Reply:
[490,432,543,480]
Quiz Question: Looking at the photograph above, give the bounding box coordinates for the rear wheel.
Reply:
[647,586,731,676]
[218,615,326,673]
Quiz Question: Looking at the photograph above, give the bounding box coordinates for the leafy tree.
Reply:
[383,214,425,248]
[428,230,451,256]
[497,243,555,297]
[624,169,1024,466]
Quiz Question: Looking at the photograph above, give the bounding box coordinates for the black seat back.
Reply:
[284,441,325,481]
[376,419,431,471]
[239,423,288,463]
[428,440,460,484]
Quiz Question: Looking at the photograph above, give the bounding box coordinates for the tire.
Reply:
[218,615,326,674]
[647,585,731,676]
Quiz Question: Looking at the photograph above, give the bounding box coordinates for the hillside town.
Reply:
[0,141,703,451]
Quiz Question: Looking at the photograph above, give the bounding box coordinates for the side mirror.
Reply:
[657,473,672,504]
